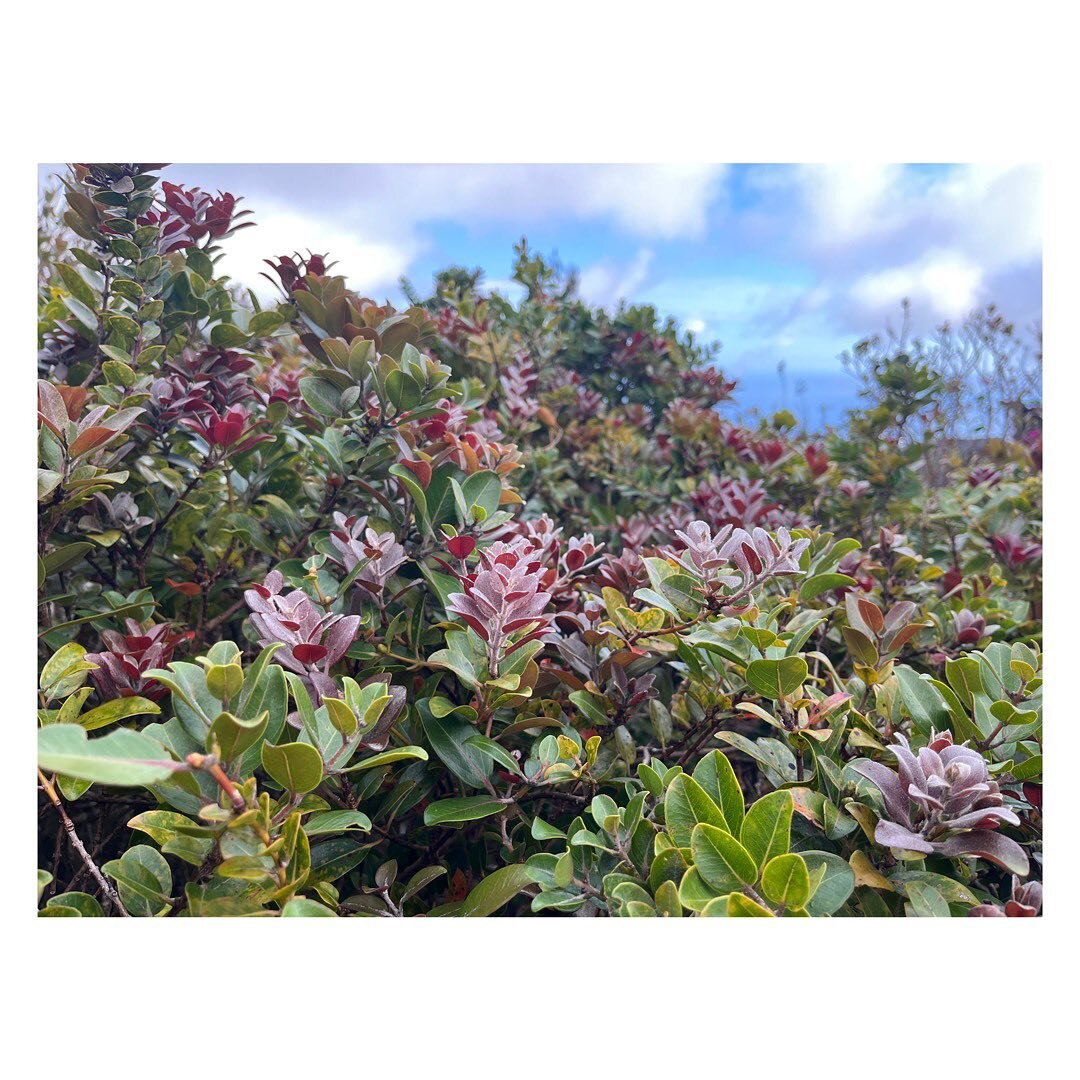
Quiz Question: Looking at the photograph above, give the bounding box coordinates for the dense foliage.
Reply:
[36,164,1042,918]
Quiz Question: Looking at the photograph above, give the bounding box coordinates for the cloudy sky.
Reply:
[40,163,1041,419]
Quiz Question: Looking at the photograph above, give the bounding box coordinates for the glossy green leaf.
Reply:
[726,893,775,917]
[77,696,161,732]
[691,823,758,892]
[207,709,268,761]
[692,749,745,835]
[38,725,176,786]
[338,745,429,773]
[281,898,337,917]
[739,789,793,870]
[802,850,856,916]
[664,773,728,847]
[260,740,323,794]
[303,810,373,836]
[760,853,811,909]
[746,656,808,700]
[460,864,532,917]
[423,796,505,826]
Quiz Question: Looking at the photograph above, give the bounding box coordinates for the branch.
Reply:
[38,769,129,917]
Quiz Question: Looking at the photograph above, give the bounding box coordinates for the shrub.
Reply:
[36,165,1041,917]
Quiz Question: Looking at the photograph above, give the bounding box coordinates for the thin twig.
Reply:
[38,769,129,916]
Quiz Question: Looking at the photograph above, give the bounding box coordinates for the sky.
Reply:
[39,163,1041,424]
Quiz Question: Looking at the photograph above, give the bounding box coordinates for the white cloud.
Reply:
[790,163,1041,271]
[929,164,1041,268]
[154,162,1038,371]
[569,165,728,240]
[578,248,655,306]
[795,163,908,247]
[190,164,729,245]
[850,251,984,319]
[172,164,730,299]
[396,164,727,241]
[213,200,417,298]
[737,164,1041,343]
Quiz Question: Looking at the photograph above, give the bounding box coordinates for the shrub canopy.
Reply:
[37,165,1041,918]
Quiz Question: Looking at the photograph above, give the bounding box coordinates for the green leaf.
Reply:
[281,898,337,917]
[389,463,428,519]
[760,853,810,909]
[945,657,984,709]
[802,850,856,916]
[895,666,953,734]
[417,699,491,789]
[45,891,104,917]
[38,725,176,786]
[421,466,461,529]
[52,687,93,727]
[531,816,567,841]
[40,642,95,699]
[38,470,62,501]
[739,789,793,869]
[338,745,429,773]
[746,656,808,700]
[322,696,357,737]
[248,310,285,337]
[205,663,244,701]
[42,601,155,636]
[657,573,703,616]
[460,864,532,917]
[459,470,502,523]
[699,896,730,917]
[102,359,136,387]
[42,542,95,578]
[905,880,951,918]
[842,626,879,666]
[800,573,857,601]
[465,733,524,775]
[207,710,268,761]
[61,293,98,332]
[569,690,609,726]
[238,642,284,712]
[237,664,287,775]
[401,866,448,902]
[664,773,728,847]
[127,810,214,847]
[140,661,218,736]
[726,893,775,917]
[303,810,373,836]
[102,845,171,917]
[692,749,745,835]
[889,870,979,906]
[691,823,758,891]
[718,732,802,789]
[209,322,250,348]
[260,740,323,794]
[385,368,422,411]
[77,696,160,731]
[299,376,343,417]
[677,866,721,913]
[553,851,573,888]
[423,796,505,826]
[654,879,683,917]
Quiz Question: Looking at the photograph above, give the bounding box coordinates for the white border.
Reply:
[3,1,1073,1074]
